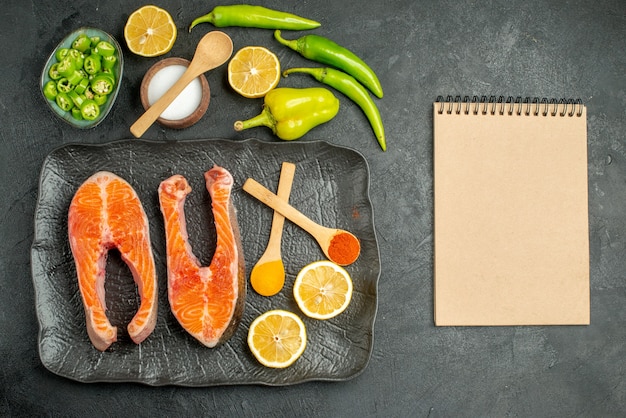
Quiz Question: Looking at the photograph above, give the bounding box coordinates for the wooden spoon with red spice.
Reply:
[243,177,361,266]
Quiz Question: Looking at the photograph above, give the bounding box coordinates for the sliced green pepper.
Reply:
[55,92,73,111]
[43,80,58,100]
[67,70,84,86]
[84,86,95,100]
[57,57,76,78]
[102,55,117,70]
[71,107,83,120]
[56,77,73,93]
[84,54,102,74]
[55,48,69,62]
[67,49,84,69]
[74,78,90,94]
[80,99,100,120]
[48,63,61,80]
[234,87,339,140]
[90,73,115,95]
[68,90,85,108]
[93,93,108,106]
[72,34,91,53]
[95,41,115,57]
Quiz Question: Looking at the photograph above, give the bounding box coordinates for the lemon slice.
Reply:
[247,309,306,368]
[293,260,353,320]
[124,5,177,57]
[228,46,280,98]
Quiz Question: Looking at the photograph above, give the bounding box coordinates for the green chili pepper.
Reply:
[57,56,76,78]
[84,86,95,100]
[284,67,386,151]
[56,77,73,93]
[102,55,116,70]
[71,107,83,120]
[68,70,85,86]
[72,34,91,53]
[189,5,320,32]
[43,80,58,100]
[90,73,115,95]
[55,48,69,62]
[68,90,85,108]
[80,99,100,120]
[67,49,84,69]
[234,87,339,140]
[55,92,73,111]
[95,41,115,57]
[93,93,108,106]
[48,63,61,80]
[84,54,102,74]
[45,32,120,123]
[274,30,383,99]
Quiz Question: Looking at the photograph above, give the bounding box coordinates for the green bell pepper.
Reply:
[234,87,339,140]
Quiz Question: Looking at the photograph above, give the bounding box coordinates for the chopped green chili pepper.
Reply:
[44,32,119,123]
[43,80,58,100]
[57,57,76,78]
[189,5,320,32]
[56,77,73,93]
[72,34,91,53]
[74,78,90,94]
[102,55,117,70]
[55,92,73,111]
[95,41,115,57]
[90,73,115,95]
[274,30,383,99]
[55,48,69,62]
[68,90,85,108]
[71,107,83,120]
[71,107,83,119]
[67,49,84,69]
[48,63,61,80]
[234,87,339,140]
[68,70,84,86]
[84,54,102,74]
[93,93,108,106]
[283,67,386,151]
[80,99,100,120]
[84,86,95,100]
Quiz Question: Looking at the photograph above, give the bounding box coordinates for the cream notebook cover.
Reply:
[433,97,589,326]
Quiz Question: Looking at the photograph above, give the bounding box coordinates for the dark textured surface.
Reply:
[1,0,625,416]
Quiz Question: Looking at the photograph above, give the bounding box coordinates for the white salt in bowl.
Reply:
[140,57,210,129]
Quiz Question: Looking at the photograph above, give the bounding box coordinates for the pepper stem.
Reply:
[282,67,326,83]
[234,106,276,134]
[273,30,300,52]
[189,13,214,32]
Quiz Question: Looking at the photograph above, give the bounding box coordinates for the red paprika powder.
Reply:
[327,232,360,265]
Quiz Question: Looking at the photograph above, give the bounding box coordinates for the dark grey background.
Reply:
[2,0,624,416]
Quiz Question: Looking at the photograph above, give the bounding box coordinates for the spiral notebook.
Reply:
[433,96,589,326]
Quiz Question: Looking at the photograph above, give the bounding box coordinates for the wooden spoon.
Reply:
[130,31,233,138]
[249,162,296,296]
[243,177,361,266]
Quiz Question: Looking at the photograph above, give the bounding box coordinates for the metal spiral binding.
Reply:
[436,96,584,117]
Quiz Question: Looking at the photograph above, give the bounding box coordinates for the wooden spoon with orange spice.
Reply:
[243,177,360,266]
